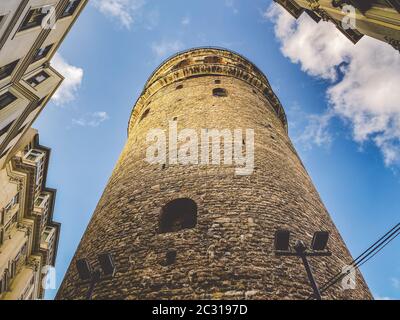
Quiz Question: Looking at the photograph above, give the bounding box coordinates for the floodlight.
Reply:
[311,231,330,251]
[294,240,307,253]
[98,253,116,276]
[76,258,92,281]
[274,230,290,251]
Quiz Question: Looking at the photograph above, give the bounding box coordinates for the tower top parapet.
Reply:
[128,47,288,133]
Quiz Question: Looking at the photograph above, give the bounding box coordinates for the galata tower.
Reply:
[57,48,372,300]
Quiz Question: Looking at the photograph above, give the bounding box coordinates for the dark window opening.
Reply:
[0,60,19,81]
[204,56,222,64]
[214,79,221,84]
[213,88,228,97]
[161,249,177,266]
[32,44,53,63]
[172,59,191,71]
[18,8,47,32]
[140,109,150,122]
[173,117,177,121]
[176,84,183,90]
[27,71,49,87]
[0,92,17,110]
[60,0,81,18]
[159,198,197,234]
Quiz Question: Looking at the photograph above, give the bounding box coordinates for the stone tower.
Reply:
[57,48,372,300]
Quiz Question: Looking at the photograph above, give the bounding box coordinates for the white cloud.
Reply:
[392,278,400,289]
[296,111,334,150]
[72,111,109,127]
[145,9,160,30]
[181,16,190,26]
[51,53,83,105]
[225,0,239,14]
[375,295,393,300]
[151,40,185,58]
[92,0,145,29]
[265,4,400,167]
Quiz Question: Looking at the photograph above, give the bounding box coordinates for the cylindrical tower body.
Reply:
[57,48,371,300]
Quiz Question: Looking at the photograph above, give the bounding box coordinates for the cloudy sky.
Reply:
[36,0,399,299]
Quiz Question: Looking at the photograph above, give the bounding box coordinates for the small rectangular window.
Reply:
[18,8,47,32]
[60,0,81,18]
[0,60,19,80]
[32,44,53,63]
[0,92,17,110]
[27,71,49,87]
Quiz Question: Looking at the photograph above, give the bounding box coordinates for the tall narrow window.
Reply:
[0,60,19,80]
[18,8,47,32]
[32,44,53,63]
[0,92,17,110]
[60,0,81,18]
[27,71,49,87]
[159,198,197,234]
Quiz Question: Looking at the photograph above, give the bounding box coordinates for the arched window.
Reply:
[176,84,183,90]
[213,88,228,97]
[140,109,150,122]
[159,198,197,233]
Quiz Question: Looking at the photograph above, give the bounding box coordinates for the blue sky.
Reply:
[37,0,400,299]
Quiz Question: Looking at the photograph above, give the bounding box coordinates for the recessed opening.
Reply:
[214,80,221,84]
[163,249,177,266]
[172,59,191,71]
[173,117,178,121]
[213,88,228,97]
[159,198,197,234]
[176,84,183,90]
[204,56,222,64]
[140,109,150,122]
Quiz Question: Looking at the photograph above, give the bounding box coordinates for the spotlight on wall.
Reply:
[75,253,116,299]
[311,231,330,251]
[76,258,92,281]
[98,253,116,277]
[273,229,332,300]
[274,229,290,251]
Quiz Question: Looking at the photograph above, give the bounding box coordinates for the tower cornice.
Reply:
[128,47,288,134]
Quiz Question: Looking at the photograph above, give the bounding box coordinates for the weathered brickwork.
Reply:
[57,48,372,300]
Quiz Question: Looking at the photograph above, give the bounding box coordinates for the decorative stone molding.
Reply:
[128,48,288,133]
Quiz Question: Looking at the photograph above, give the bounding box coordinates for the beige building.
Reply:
[274,0,400,51]
[0,0,87,300]
[0,0,87,169]
[0,128,59,300]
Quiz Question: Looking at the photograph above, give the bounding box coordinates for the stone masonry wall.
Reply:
[56,48,372,300]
